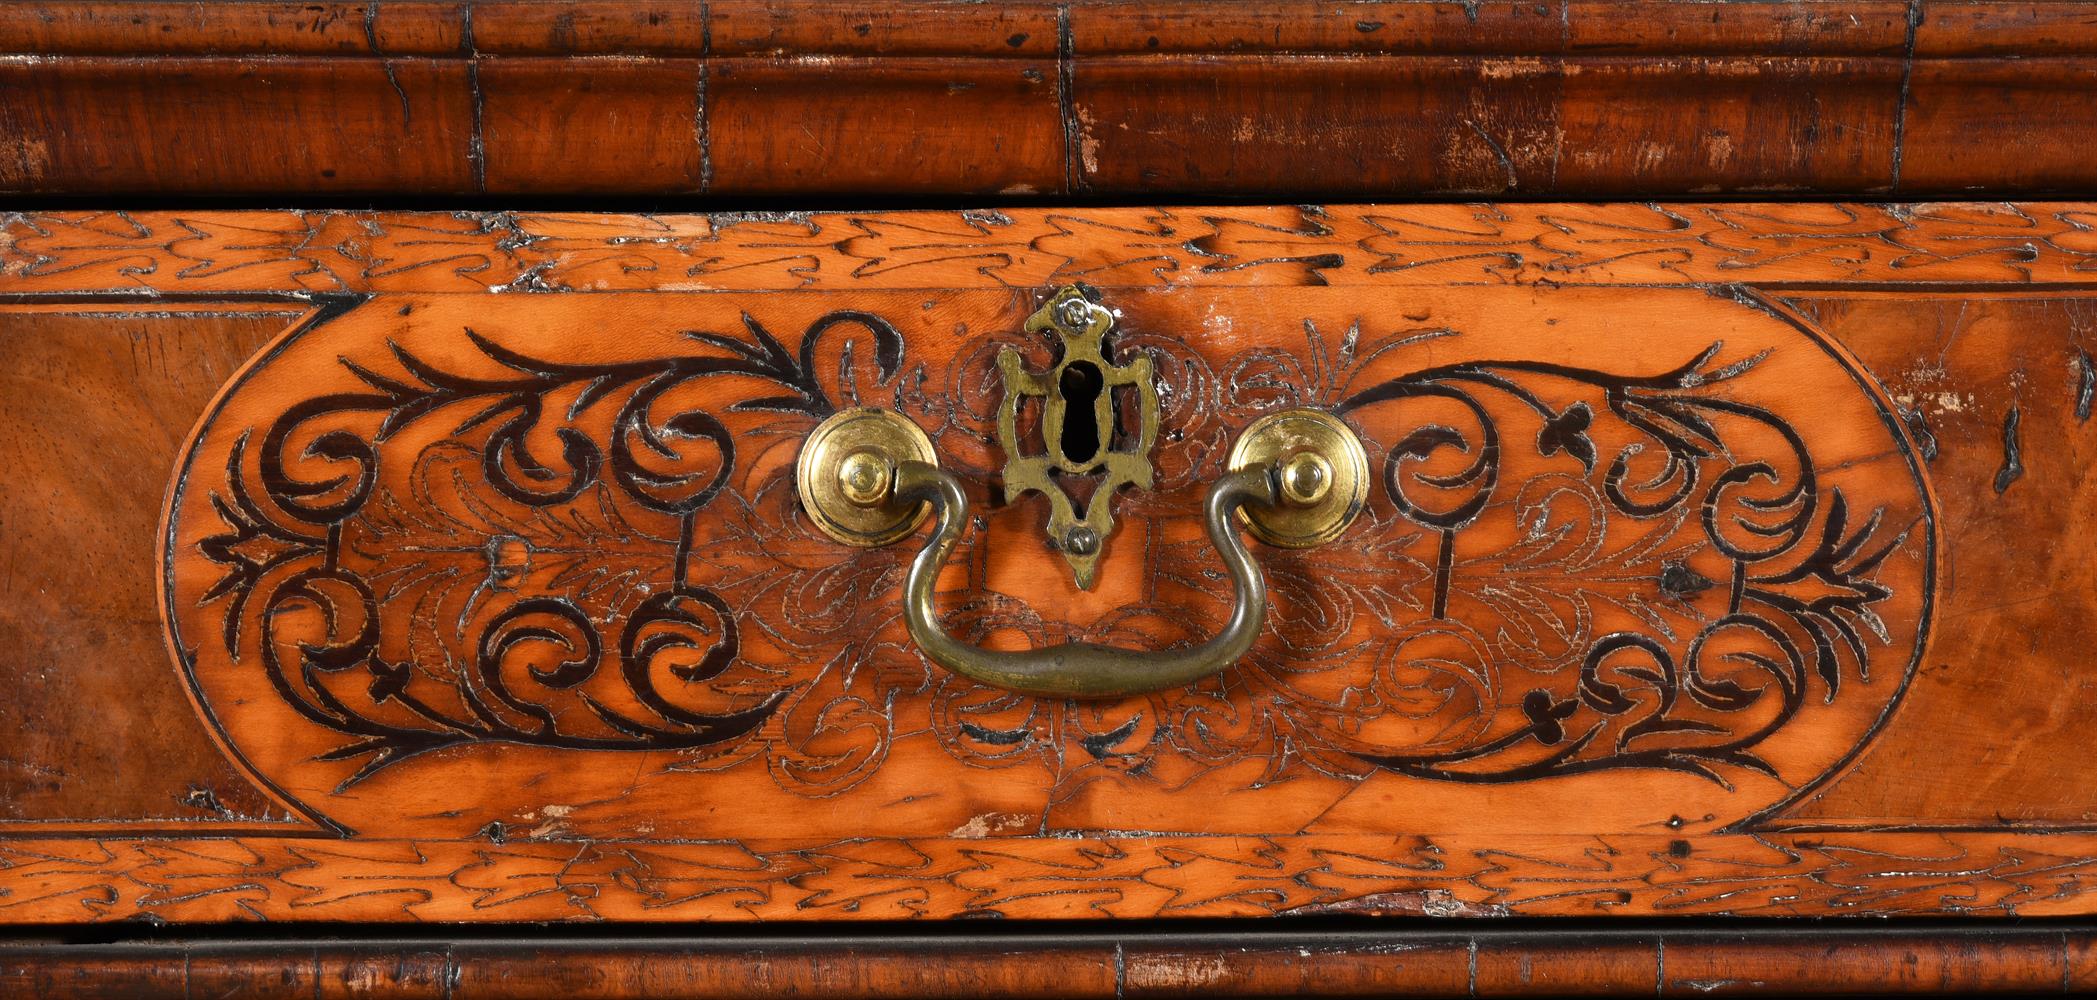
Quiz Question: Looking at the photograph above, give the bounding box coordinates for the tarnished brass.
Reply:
[801,398,1366,697]
[875,408,1363,698]
[797,407,937,547]
[893,460,1277,699]
[995,285,1159,590]
[1226,409,1370,548]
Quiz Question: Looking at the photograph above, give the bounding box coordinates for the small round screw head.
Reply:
[1278,451,1334,507]
[1062,525,1100,556]
[1055,297,1095,330]
[836,448,895,508]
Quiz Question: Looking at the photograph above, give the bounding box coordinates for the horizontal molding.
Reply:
[4,923,2097,996]
[20,2,2097,60]
[0,2,2094,198]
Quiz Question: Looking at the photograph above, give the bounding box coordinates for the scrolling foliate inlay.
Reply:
[163,287,1932,838]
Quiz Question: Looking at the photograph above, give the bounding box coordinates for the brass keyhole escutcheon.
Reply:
[994,285,1160,590]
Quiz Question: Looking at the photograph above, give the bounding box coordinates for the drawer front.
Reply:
[0,204,2086,922]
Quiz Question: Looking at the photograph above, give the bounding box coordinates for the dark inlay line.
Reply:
[1902,405,1939,462]
[697,0,713,193]
[1994,404,2024,494]
[2077,349,2094,423]
[1057,4,1080,195]
[1431,529,1454,620]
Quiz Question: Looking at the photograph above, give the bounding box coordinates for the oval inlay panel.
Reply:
[162,285,1933,838]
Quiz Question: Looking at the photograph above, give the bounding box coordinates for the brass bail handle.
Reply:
[798,407,1369,698]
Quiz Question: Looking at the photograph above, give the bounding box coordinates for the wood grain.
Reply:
[3,3,2095,197]
[0,304,301,829]
[0,58,479,194]
[1769,291,2097,829]
[9,926,2091,998]
[11,831,2097,923]
[8,5,2096,994]
[706,57,1062,196]
[4,203,2097,936]
[151,284,1930,845]
[475,57,704,194]
[8,203,2097,297]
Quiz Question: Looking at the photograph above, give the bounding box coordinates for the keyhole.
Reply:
[1058,361,1105,463]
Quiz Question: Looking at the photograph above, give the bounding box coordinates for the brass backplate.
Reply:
[798,407,937,546]
[1226,409,1369,548]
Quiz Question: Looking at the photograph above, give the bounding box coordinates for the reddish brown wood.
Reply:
[477,57,705,194]
[1472,939,1661,997]
[0,305,293,828]
[1564,0,1912,54]
[14,830,2097,921]
[0,2,467,56]
[472,1,707,56]
[0,58,479,194]
[1659,933,2075,995]
[2072,933,2097,992]
[1546,58,1900,195]
[1117,938,1474,997]
[1914,2,2097,56]
[3,928,2093,998]
[706,57,1063,196]
[707,1,1060,57]
[3,8,2091,999]
[4,202,2096,1000]
[1900,57,2097,193]
[449,941,1119,999]
[3,2,2096,197]
[1764,291,2097,829]
[2,203,2094,931]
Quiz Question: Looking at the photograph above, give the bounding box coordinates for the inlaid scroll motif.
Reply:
[162,288,1930,839]
[1325,345,1907,786]
[183,305,902,787]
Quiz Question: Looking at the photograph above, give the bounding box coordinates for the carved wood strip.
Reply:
[6,204,2097,296]
[4,832,2096,923]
